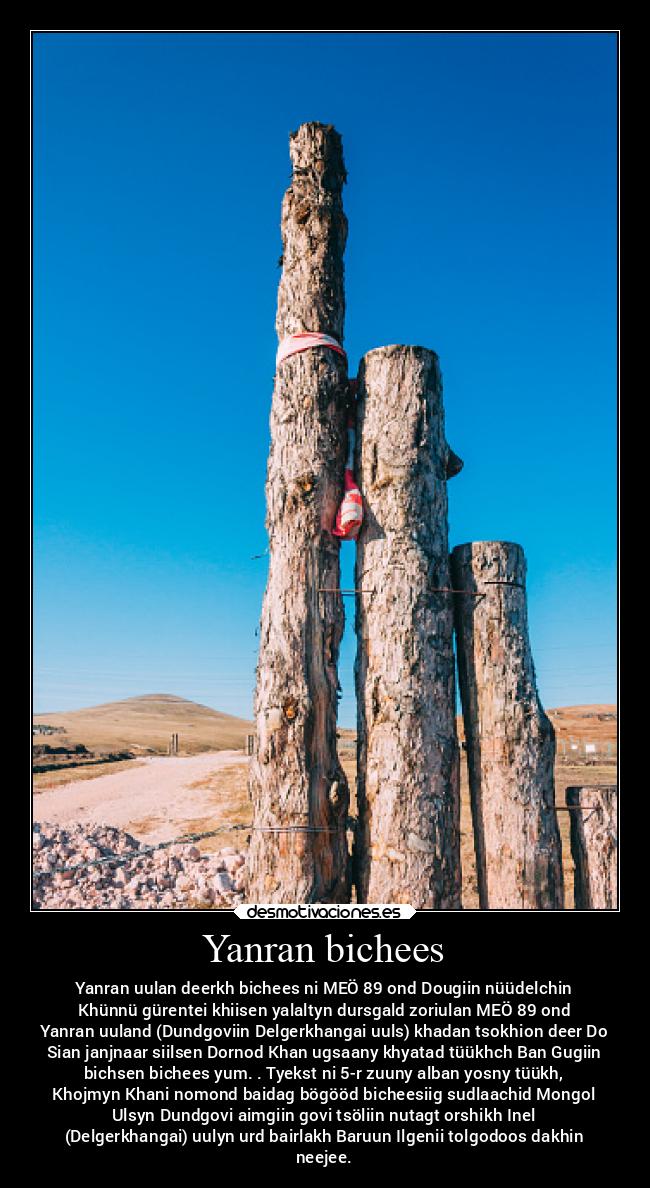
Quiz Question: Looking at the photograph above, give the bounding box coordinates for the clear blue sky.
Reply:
[33,31,617,725]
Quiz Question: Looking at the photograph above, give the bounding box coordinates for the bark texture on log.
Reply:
[451,542,564,910]
[247,124,350,903]
[566,786,617,910]
[354,346,462,909]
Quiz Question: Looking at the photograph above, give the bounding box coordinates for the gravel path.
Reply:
[33,751,248,844]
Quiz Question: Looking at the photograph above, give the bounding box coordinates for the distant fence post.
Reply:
[246,734,256,757]
[566,785,618,910]
[584,742,597,765]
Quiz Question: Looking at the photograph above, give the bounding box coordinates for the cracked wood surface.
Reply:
[353,346,462,908]
[451,541,564,910]
[566,785,617,910]
[247,124,350,903]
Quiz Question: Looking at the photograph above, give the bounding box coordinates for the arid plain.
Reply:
[33,694,616,909]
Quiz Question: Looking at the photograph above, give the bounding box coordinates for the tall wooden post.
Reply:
[354,346,462,908]
[451,541,564,909]
[247,123,350,903]
[566,786,617,909]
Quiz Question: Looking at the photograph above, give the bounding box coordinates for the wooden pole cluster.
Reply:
[451,542,564,910]
[247,124,609,910]
[353,346,461,908]
[247,124,351,903]
[566,786,617,909]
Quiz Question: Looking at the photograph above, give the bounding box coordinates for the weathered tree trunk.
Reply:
[566,785,617,909]
[451,542,564,910]
[353,346,462,908]
[247,123,350,903]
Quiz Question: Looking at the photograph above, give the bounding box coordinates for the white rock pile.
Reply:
[32,822,247,911]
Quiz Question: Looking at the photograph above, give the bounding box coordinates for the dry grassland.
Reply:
[33,698,615,909]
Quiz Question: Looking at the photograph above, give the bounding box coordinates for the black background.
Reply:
[30,911,623,1170]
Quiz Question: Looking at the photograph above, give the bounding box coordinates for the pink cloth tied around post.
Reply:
[276,331,347,369]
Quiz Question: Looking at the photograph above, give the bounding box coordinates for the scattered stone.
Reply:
[32,823,247,912]
[214,871,234,895]
[224,853,245,874]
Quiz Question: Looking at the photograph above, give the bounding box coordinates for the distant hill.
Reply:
[34,696,616,759]
[544,704,617,743]
[456,704,617,746]
[33,694,253,756]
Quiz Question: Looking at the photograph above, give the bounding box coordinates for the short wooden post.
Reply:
[354,345,462,909]
[451,541,564,910]
[566,786,617,909]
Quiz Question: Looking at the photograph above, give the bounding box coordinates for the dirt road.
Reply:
[33,751,250,845]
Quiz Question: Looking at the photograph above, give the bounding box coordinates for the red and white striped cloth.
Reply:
[333,415,363,541]
[333,466,363,540]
